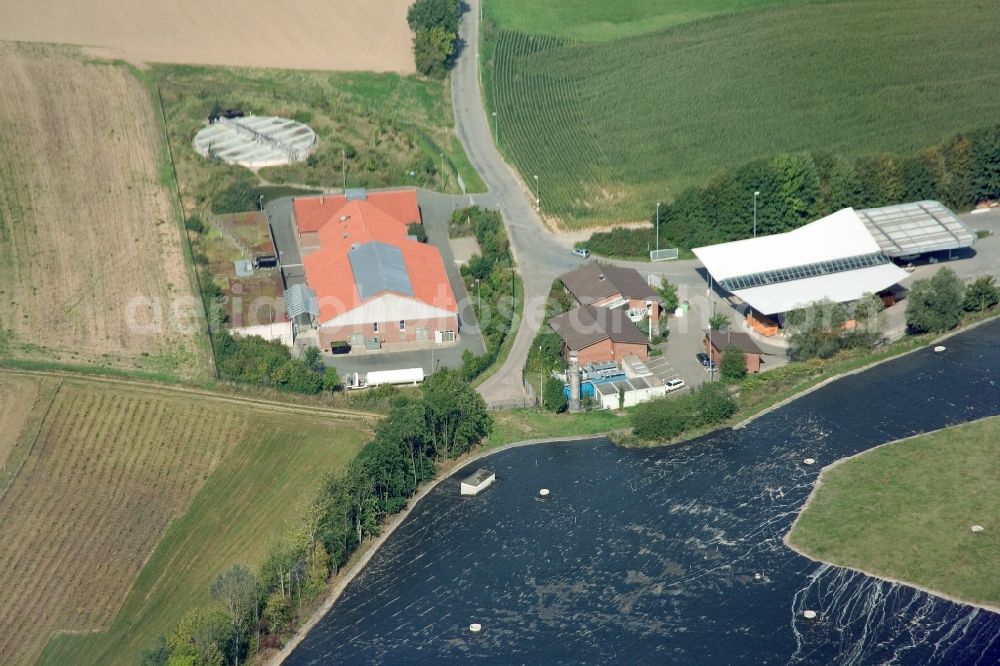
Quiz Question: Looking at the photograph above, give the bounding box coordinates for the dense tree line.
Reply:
[631,382,737,442]
[456,206,518,379]
[407,0,461,78]
[216,333,340,394]
[141,370,492,666]
[587,125,1000,254]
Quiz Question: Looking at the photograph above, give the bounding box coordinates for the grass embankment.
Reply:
[484,0,1000,226]
[0,370,368,666]
[489,408,626,448]
[157,64,483,215]
[787,417,1000,610]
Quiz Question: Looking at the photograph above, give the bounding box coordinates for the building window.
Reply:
[349,332,364,346]
[399,320,406,331]
[416,327,429,341]
[373,322,378,333]
[441,330,455,342]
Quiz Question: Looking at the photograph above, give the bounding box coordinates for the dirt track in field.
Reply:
[0,42,205,378]
[0,0,415,72]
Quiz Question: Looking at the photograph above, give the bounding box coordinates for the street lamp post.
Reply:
[753,190,760,238]
[655,202,661,252]
[539,344,543,409]
[491,111,498,145]
[533,174,540,211]
[476,278,481,312]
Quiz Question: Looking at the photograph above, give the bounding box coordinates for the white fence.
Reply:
[650,248,679,262]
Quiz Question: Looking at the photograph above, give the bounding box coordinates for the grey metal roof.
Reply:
[284,284,319,319]
[348,241,414,300]
[856,201,976,257]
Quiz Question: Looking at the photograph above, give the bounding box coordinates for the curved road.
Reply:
[451,0,582,405]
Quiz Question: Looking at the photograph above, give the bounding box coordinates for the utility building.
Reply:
[692,202,975,333]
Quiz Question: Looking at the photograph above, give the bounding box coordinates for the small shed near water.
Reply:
[461,469,496,496]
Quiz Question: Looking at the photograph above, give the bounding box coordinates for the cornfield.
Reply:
[488,0,1000,228]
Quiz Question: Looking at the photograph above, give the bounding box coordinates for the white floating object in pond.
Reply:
[539,488,550,497]
[803,458,816,465]
[803,610,817,620]
[971,525,985,533]
[934,345,946,353]
[469,623,482,632]
[754,573,763,581]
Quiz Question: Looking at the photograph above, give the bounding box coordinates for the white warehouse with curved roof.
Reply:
[693,201,975,318]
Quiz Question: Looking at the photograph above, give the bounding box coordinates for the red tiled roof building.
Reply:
[292,190,459,351]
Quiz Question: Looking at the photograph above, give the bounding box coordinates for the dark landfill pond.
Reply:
[288,321,1000,665]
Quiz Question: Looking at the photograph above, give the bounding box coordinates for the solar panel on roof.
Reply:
[349,241,414,300]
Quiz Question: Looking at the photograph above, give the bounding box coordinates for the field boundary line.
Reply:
[0,379,62,504]
[152,78,218,379]
[0,368,381,422]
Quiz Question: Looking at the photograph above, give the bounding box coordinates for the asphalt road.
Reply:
[451,0,588,405]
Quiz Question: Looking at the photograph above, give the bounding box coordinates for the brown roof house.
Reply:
[559,262,662,324]
[703,330,763,374]
[549,305,649,365]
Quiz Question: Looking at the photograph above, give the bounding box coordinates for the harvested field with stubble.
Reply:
[0,371,370,666]
[0,42,207,379]
[0,0,415,73]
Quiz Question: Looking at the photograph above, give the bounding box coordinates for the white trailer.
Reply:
[346,367,425,390]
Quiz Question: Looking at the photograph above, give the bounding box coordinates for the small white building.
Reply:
[593,376,668,410]
[460,469,496,496]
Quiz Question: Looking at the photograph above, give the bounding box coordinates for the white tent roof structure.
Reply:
[856,201,976,257]
[693,208,910,316]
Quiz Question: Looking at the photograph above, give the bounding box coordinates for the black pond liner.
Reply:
[288,319,1000,665]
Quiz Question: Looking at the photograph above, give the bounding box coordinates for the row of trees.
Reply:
[407,0,461,78]
[216,333,341,394]
[587,125,1000,253]
[457,206,518,379]
[142,370,492,666]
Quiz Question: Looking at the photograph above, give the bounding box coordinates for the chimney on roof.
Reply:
[598,273,606,281]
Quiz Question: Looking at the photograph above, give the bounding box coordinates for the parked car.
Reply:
[665,378,686,392]
[696,352,711,367]
[572,247,590,259]
[330,341,351,354]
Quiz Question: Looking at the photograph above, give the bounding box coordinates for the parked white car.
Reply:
[665,377,686,392]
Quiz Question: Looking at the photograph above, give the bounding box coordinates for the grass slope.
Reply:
[41,411,367,666]
[788,417,1000,609]
[486,0,1000,227]
[157,64,484,215]
[484,0,796,41]
[0,371,367,666]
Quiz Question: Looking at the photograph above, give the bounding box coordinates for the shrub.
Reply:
[184,215,205,234]
[690,382,737,425]
[212,178,261,214]
[906,268,966,333]
[963,275,999,312]
[720,346,747,381]
[414,26,455,78]
[631,397,690,441]
[543,376,568,413]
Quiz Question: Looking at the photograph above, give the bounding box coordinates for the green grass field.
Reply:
[484,0,796,41]
[484,0,1000,227]
[157,64,484,217]
[788,417,1000,609]
[32,393,368,666]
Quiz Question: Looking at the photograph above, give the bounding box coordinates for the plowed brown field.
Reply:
[0,0,415,72]
[0,42,207,378]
